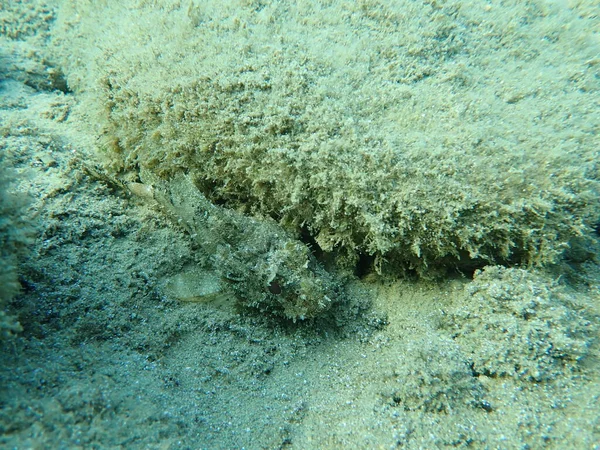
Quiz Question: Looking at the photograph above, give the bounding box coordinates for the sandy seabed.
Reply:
[1,1,599,449]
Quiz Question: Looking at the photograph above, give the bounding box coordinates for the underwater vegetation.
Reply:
[50,0,599,317]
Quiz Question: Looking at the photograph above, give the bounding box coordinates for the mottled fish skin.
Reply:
[153,175,339,321]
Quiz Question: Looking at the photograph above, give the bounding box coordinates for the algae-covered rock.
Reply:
[380,336,487,414]
[446,266,594,382]
[51,0,599,276]
[0,155,29,338]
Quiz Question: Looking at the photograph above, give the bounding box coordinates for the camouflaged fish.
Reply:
[149,174,341,321]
